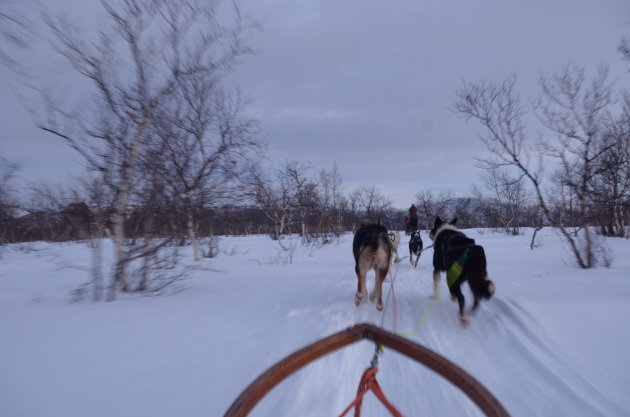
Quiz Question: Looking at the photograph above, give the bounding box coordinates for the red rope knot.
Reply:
[338,367,404,417]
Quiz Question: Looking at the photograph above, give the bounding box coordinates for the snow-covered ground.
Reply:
[1,228,629,417]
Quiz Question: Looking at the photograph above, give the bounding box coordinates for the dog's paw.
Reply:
[459,316,469,326]
[430,294,440,301]
[376,301,384,311]
[355,292,365,306]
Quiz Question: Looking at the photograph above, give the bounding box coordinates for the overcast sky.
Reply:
[1,0,629,208]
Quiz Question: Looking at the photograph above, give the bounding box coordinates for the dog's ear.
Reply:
[450,217,458,226]
[434,216,443,228]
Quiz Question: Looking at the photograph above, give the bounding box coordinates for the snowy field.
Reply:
[1,228,629,417]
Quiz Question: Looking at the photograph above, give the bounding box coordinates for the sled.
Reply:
[224,322,510,417]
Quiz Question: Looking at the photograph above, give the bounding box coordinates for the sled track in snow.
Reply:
[378,262,626,416]
[247,260,625,416]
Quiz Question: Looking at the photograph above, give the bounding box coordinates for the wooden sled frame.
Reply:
[224,322,510,417]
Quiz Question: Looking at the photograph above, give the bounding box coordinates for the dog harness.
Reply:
[447,249,469,288]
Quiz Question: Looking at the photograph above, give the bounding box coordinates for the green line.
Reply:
[398,298,436,338]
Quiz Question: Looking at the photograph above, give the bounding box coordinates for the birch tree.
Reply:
[474,167,529,235]
[349,184,393,225]
[414,189,455,231]
[36,0,252,299]
[248,161,317,250]
[455,64,615,268]
[148,87,261,261]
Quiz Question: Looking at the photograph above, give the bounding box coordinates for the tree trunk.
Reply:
[136,238,151,292]
[274,214,289,251]
[530,226,542,250]
[613,201,624,237]
[90,235,102,302]
[109,117,148,301]
[184,192,201,261]
[111,184,130,299]
[276,232,288,251]
[529,178,589,268]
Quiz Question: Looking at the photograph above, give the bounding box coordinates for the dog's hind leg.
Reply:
[355,264,367,306]
[371,266,388,311]
[450,284,467,323]
[369,268,378,304]
[430,270,441,300]
[471,296,480,312]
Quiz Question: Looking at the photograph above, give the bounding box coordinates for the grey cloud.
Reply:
[2,0,629,207]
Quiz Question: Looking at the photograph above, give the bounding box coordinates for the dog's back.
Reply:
[434,229,476,272]
[353,224,391,263]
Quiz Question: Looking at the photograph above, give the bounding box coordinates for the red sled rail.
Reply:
[224,322,510,417]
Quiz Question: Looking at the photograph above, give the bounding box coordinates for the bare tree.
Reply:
[277,161,318,244]
[247,160,317,251]
[0,155,20,249]
[589,92,630,238]
[248,166,289,250]
[148,85,261,260]
[348,184,392,225]
[22,178,107,300]
[455,75,569,261]
[0,155,20,220]
[318,161,346,235]
[475,167,529,235]
[0,0,32,68]
[618,33,630,69]
[536,62,614,266]
[34,0,252,299]
[455,65,615,268]
[414,189,455,230]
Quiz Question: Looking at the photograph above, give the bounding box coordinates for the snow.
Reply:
[1,229,629,417]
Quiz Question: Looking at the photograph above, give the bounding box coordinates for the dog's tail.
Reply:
[468,245,494,299]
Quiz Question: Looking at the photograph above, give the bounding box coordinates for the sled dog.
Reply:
[353,224,393,311]
[429,217,494,323]
[409,230,424,268]
[388,231,401,263]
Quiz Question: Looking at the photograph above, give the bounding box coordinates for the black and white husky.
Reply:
[353,224,393,311]
[429,217,495,323]
[409,230,424,268]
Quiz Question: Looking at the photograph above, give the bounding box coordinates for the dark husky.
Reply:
[429,217,495,323]
[353,224,393,311]
[409,230,424,268]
